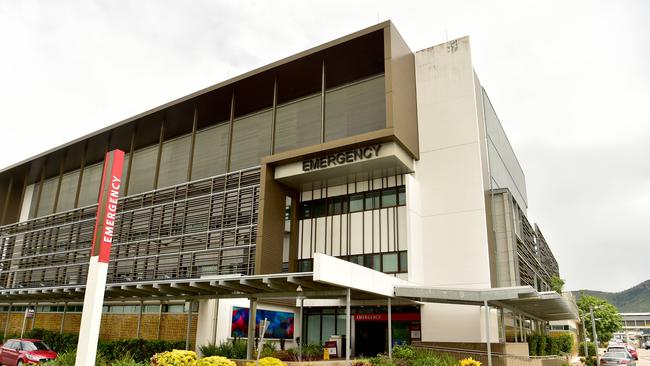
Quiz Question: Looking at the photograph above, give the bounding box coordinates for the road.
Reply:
[637,348,650,366]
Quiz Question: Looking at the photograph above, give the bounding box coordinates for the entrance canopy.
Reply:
[0,253,579,323]
[395,285,579,321]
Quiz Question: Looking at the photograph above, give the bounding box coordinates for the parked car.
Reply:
[600,351,636,366]
[607,345,638,360]
[0,338,58,365]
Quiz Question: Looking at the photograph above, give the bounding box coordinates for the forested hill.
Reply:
[573,280,650,312]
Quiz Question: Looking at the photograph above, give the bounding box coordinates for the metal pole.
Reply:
[299,297,304,361]
[60,303,67,334]
[582,317,589,357]
[157,302,163,340]
[246,298,257,360]
[212,299,219,345]
[388,297,392,359]
[484,300,493,366]
[346,288,351,363]
[20,304,29,338]
[590,306,600,366]
[186,301,192,350]
[137,301,143,338]
[3,303,11,340]
[31,303,37,330]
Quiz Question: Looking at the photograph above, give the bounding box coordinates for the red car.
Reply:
[626,346,638,361]
[0,338,58,365]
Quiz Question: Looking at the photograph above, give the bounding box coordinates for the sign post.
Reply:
[75,150,124,366]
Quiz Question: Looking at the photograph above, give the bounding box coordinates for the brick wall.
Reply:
[1,312,197,345]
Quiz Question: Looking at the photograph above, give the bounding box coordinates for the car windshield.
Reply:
[22,341,51,351]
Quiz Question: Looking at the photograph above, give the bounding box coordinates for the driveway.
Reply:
[637,348,650,366]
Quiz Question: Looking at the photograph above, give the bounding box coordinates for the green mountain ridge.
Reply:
[573,279,650,313]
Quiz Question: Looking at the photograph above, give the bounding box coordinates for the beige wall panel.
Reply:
[350,212,363,255]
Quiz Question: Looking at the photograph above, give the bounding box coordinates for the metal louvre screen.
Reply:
[324,75,386,142]
[0,168,260,289]
[56,170,79,212]
[274,94,321,153]
[191,123,229,180]
[229,110,272,171]
[157,134,191,188]
[128,145,158,195]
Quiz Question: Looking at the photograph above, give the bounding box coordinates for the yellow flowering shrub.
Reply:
[198,356,238,366]
[459,357,482,366]
[245,356,287,366]
[152,350,198,366]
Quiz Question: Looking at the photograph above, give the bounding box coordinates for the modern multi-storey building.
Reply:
[0,22,576,357]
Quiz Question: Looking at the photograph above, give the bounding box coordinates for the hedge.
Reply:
[527,333,573,356]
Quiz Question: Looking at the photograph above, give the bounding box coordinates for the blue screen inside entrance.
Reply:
[231,306,294,339]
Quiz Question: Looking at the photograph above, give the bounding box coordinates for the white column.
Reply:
[346,288,351,362]
[60,303,67,334]
[246,298,257,360]
[484,300,492,366]
[75,257,109,366]
[388,297,392,359]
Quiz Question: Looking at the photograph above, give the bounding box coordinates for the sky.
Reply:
[0,0,648,292]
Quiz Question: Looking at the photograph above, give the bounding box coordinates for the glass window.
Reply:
[36,176,58,217]
[56,170,80,212]
[191,123,229,180]
[336,314,348,336]
[166,304,185,313]
[274,94,322,153]
[300,202,312,219]
[364,254,381,271]
[381,188,397,208]
[229,110,272,171]
[322,314,336,341]
[128,145,158,195]
[364,191,380,210]
[157,134,191,188]
[349,194,364,212]
[299,259,313,272]
[312,199,326,218]
[324,76,386,142]
[349,255,363,266]
[399,251,408,272]
[307,314,321,345]
[398,186,406,205]
[382,253,398,273]
[328,196,345,215]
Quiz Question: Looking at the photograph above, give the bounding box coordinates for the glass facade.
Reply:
[274,94,322,153]
[55,170,79,213]
[157,133,191,188]
[128,145,158,195]
[191,123,229,180]
[230,110,273,171]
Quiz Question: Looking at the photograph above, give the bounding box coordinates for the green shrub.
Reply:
[369,354,397,366]
[555,333,574,354]
[24,328,79,352]
[529,334,539,356]
[302,343,323,361]
[412,354,441,366]
[578,342,596,357]
[47,351,110,366]
[393,345,416,361]
[98,338,186,362]
[200,339,247,359]
[111,354,149,366]
[260,341,277,358]
[538,334,548,356]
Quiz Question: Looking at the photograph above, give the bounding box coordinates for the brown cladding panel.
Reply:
[255,164,298,274]
[385,24,419,159]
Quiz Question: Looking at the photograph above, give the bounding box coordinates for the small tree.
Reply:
[577,294,622,344]
[550,275,565,294]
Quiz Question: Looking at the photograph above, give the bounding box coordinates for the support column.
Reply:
[346,288,351,363]
[157,302,163,340]
[388,297,392,359]
[500,308,506,343]
[212,299,220,345]
[137,301,143,338]
[31,303,37,329]
[186,301,192,350]
[298,297,304,361]
[484,300,492,366]
[3,303,11,340]
[246,298,257,360]
[60,303,67,334]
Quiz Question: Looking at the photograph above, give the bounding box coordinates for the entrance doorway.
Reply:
[355,321,386,357]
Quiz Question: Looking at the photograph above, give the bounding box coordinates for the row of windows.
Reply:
[0,303,196,314]
[299,186,405,219]
[298,250,408,274]
[25,76,385,220]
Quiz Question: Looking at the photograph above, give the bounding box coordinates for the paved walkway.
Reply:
[637,348,650,366]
